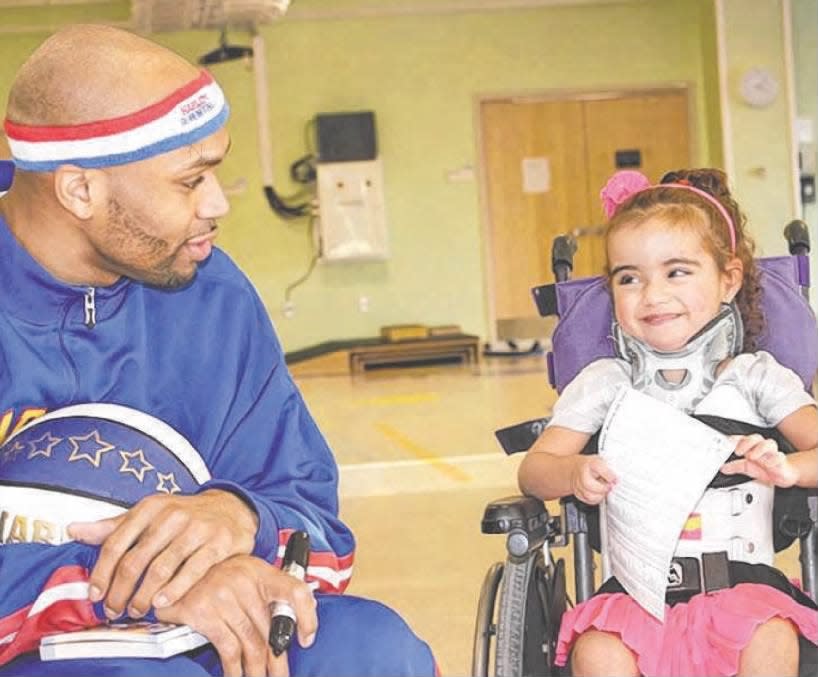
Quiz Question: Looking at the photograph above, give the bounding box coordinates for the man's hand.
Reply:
[155,555,317,677]
[721,434,799,488]
[67,489,258,619]
[570,456,617,505]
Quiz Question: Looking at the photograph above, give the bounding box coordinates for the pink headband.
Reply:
[600,169,737,253]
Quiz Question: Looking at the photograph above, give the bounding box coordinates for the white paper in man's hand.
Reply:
[598,387,735,621]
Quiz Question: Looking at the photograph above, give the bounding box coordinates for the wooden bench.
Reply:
[286,334,481,377]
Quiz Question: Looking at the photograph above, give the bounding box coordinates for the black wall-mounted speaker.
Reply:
[316,111,377,163]
[615,149,642,169]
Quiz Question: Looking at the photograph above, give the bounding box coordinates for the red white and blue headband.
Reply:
[3,70,229,172]
[600,169,737,254]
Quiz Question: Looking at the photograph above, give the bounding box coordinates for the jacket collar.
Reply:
[0,214,131,325]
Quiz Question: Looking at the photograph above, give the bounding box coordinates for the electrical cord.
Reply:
[290,154,316,184]
[304,118,317,156]
[263,185,311,219]
[277,185,314,204]
[263,118,320,220]
[284,216,321,303]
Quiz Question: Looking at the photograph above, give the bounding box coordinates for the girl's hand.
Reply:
[571,456,617,505]
[720,434,799,488]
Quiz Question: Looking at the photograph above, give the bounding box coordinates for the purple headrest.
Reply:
[538,255,817,394]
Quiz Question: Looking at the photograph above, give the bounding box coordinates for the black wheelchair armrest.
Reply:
[481,495,561,557]
[494,418,550,455]
[559,495,593,535]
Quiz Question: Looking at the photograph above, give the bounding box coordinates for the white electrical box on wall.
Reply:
[316,159,389,262]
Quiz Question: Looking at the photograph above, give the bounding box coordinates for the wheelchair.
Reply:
[472,222,818,677]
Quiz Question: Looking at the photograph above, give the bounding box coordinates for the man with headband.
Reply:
[0,24,435,677]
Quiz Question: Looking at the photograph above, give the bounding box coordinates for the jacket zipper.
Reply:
[83,287,96,329]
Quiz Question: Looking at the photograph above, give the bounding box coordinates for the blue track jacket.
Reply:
[0,215,355,664]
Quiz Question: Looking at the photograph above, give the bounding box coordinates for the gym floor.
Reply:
[293,355,804,676]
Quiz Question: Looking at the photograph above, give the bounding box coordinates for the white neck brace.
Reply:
[612,304,744,412]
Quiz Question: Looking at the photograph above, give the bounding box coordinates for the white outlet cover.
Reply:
[317,159,389,262]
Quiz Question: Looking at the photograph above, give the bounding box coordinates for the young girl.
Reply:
[518,168,818,677]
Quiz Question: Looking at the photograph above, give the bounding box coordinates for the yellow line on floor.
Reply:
[353,392,440,407]
[374,422,471,482]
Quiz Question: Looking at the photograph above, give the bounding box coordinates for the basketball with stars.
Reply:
[0,404,210,545]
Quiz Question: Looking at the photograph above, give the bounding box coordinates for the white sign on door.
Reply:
[522,156,551,194]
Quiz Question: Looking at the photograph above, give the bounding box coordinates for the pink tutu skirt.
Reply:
[555,582,818,676]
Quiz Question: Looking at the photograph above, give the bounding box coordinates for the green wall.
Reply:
[699,0,725,169]
[187,0,717,351]
[0,1,744,351]
[721,0,796,256]
[793,0,817,301]
[0,1,128,29]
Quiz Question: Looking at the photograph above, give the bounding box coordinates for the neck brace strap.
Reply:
[613,303,744,412]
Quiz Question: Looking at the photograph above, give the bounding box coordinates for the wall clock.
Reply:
[739,67,779,108]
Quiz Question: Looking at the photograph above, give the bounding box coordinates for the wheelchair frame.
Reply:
[472,224,818,677]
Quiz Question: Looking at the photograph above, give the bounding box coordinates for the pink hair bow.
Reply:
[599,169,736,252]
[600,170,652,219]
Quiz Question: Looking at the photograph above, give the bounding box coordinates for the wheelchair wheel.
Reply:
[495,549,566,677]
[472,562,504,677]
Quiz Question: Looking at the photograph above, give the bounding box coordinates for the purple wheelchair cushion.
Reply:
[542,255,817,394]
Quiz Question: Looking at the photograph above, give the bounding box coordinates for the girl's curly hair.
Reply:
[606,168,763,351]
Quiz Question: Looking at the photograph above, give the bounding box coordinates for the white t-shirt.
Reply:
[547,351,815,564]
[548,350,815,434]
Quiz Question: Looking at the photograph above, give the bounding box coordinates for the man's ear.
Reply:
[53,165,107,219]
[722,256,744,303]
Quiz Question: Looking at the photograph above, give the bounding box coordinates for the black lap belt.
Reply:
[598,558,818,610]
[666,552,731,603]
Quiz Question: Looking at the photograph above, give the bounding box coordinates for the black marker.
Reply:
[269,530,310,657]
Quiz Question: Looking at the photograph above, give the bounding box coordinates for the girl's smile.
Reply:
[607,218,743,353]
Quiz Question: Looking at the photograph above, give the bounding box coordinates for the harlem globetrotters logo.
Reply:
[0,404,210,545]
[179,93,215,126]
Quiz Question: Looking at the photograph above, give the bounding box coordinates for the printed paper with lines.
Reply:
[598,387,734,621]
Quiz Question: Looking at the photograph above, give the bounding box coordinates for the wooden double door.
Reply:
[481,89,692,333]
